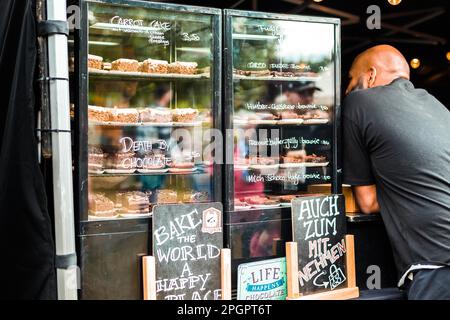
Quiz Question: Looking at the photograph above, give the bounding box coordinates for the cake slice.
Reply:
[141,153,166,170]
[305,154,327,163]
[156,189,178,204]
[88,105,112,123]
[282,150,307,163]
[88,54,103,70]
[111,58,139,72]
[89,193,115,217]
[139,59,169,74]
[122,191,151,214]
[102,62,112,71]
[105,151,135,171]
[111,108,139,123]
[88,145,104,171]
[182,190,209,203]
[172,108,199,123]
[168,61,198,75]
[139,108,172,123]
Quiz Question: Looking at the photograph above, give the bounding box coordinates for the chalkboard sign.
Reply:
[152,202,223,300]
[291,194,347,295]
[237,258,287,300]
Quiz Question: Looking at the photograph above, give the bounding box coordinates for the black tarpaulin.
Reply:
[0,0,56,299]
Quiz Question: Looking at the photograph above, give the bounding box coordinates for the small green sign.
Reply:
[237,258,287,300]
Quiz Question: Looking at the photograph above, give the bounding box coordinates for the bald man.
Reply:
[342,45,450,300]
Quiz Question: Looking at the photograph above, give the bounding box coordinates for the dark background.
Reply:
[148,0,450,108]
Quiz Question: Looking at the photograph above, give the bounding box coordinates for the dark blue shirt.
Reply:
[342,78,450,279]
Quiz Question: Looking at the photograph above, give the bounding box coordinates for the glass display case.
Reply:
[73,0,222,222]
[70,0,221,299]
[223,9,341,278]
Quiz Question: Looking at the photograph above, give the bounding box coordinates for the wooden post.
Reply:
[286,242,300,299]
[221,248,232,300]
[142,256,157,300]
[345,235,357,289]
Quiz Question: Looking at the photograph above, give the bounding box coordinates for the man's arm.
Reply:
[352,185,380,214]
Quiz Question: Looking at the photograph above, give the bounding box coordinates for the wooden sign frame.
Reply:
[142,248,232,300]
[286,235,359,300]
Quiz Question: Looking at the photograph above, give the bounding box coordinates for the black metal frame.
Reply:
[222,9,342,214]
[72,0,223,299]
[222,11,342,283]
[73,0,223,225]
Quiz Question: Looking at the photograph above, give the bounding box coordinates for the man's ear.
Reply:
[368,67,377,88]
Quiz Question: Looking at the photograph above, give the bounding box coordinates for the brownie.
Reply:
[243,195,279,206]
[234,198,248,207]
[282,150,307,163]
[270,71,297,77]
[298,114,321,120]
[305,154,327,163]
[279,111,299,119]
[249,70,271,77]
[233,69,250,76]
[249,156,278,165]
[278,195,298,203]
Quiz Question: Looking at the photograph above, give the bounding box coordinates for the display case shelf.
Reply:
[233,119,329,126]
[89,69,211,81]
[89,167,208,177]
[89,120,209,127]
[233,75,320,82]
[233,162,330,171]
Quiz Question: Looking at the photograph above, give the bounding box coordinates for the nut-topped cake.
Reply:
[172,108,199,123]
[168,61,198,75]
[88,105,112,123]
[111,58,140,72]
[111,108,139,123]
[139,58,169,74]
[88,54,103,70]
[139,108,172,123]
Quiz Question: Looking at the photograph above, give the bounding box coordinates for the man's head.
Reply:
[284,82,321,105]
[346,44,410,95]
